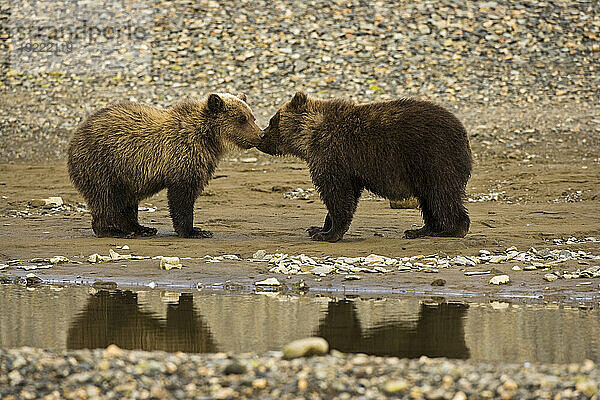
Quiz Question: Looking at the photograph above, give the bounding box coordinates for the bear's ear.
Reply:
[289,91,307,109]
[237,93,247,102]
[207,94,225,113]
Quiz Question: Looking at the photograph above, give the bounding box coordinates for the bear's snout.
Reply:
[256,133,278,155]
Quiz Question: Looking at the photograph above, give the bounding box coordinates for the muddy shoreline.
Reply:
[1,150,599,305]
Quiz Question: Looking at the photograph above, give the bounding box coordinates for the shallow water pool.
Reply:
[0,284,598,363]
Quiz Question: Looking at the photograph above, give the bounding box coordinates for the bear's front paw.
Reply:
[191,228,214,238]
[135,226,158,237]
[178,228,214,238]
[310,231,342,243]
[306,226,323,236]
[404,227,429,239]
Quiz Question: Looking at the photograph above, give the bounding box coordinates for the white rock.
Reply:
[311,265,334,276]
[364,254,386,265]
[45,197,64,206]
[464,270,490,276]
[512,266,522,271]
[253,249,267,259]
[269,265,289,274]
[299,254,317,265]
[49,256,68,264]
[489,255,507,263]
[255,277,281,286]
[544,274,559,282]
[160,256,182,270]
[109,249,121,260]
[283,337,329,359]
[489,275,510,285]
[453,256,468,266]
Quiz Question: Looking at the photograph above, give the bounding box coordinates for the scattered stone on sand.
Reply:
[489,275,511,285]
[29,196,63,208]
[552,237,600,245]
[49,256,68,264]
[159,256,183,270]
[196,248,600,281]
[255,277,281,287]
[283,188,315,200]
[544,273,559,282]
[253,249,267,260]
[282,337,329,359]
[24,273,42,287]
[88,251,148,264]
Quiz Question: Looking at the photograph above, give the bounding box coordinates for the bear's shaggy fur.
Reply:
[68,93,261,238]
[258,91,472,242]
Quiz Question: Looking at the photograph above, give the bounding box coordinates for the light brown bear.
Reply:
[68,93,261,238]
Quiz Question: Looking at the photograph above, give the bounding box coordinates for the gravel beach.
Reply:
[1,346,599,399]
[1,0,599,160]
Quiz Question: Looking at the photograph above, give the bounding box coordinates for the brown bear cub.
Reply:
[68,93,261,238]
[258,91,472,242]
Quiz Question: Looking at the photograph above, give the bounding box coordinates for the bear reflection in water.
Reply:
[317,300,470,359]
[67,291,217,353]
[67,291,469,359]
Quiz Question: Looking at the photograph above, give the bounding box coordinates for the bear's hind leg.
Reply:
[405,188,469,239]
[118,203,157,237]
[89,199,128,238]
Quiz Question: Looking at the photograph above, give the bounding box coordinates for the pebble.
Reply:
[196,247,600,285]
[489,275,511,285]
[282,337,329,359]
[253,249,267,260]
[223,361,247,375]
[159,256,183,270]
[383,378,410,393]
[0,348,598,399]
[255,277,281,287]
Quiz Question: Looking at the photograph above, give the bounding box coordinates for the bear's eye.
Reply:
[238,115,248,124]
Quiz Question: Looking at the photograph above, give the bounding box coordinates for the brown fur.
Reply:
[68,93,261,238]
[258,91,472,242]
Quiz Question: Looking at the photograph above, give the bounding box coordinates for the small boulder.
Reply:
[489,274,510,285]
[283,337,329,359]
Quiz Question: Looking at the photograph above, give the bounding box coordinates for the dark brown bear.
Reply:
[257,91,472,242]
[68,93,261,238]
